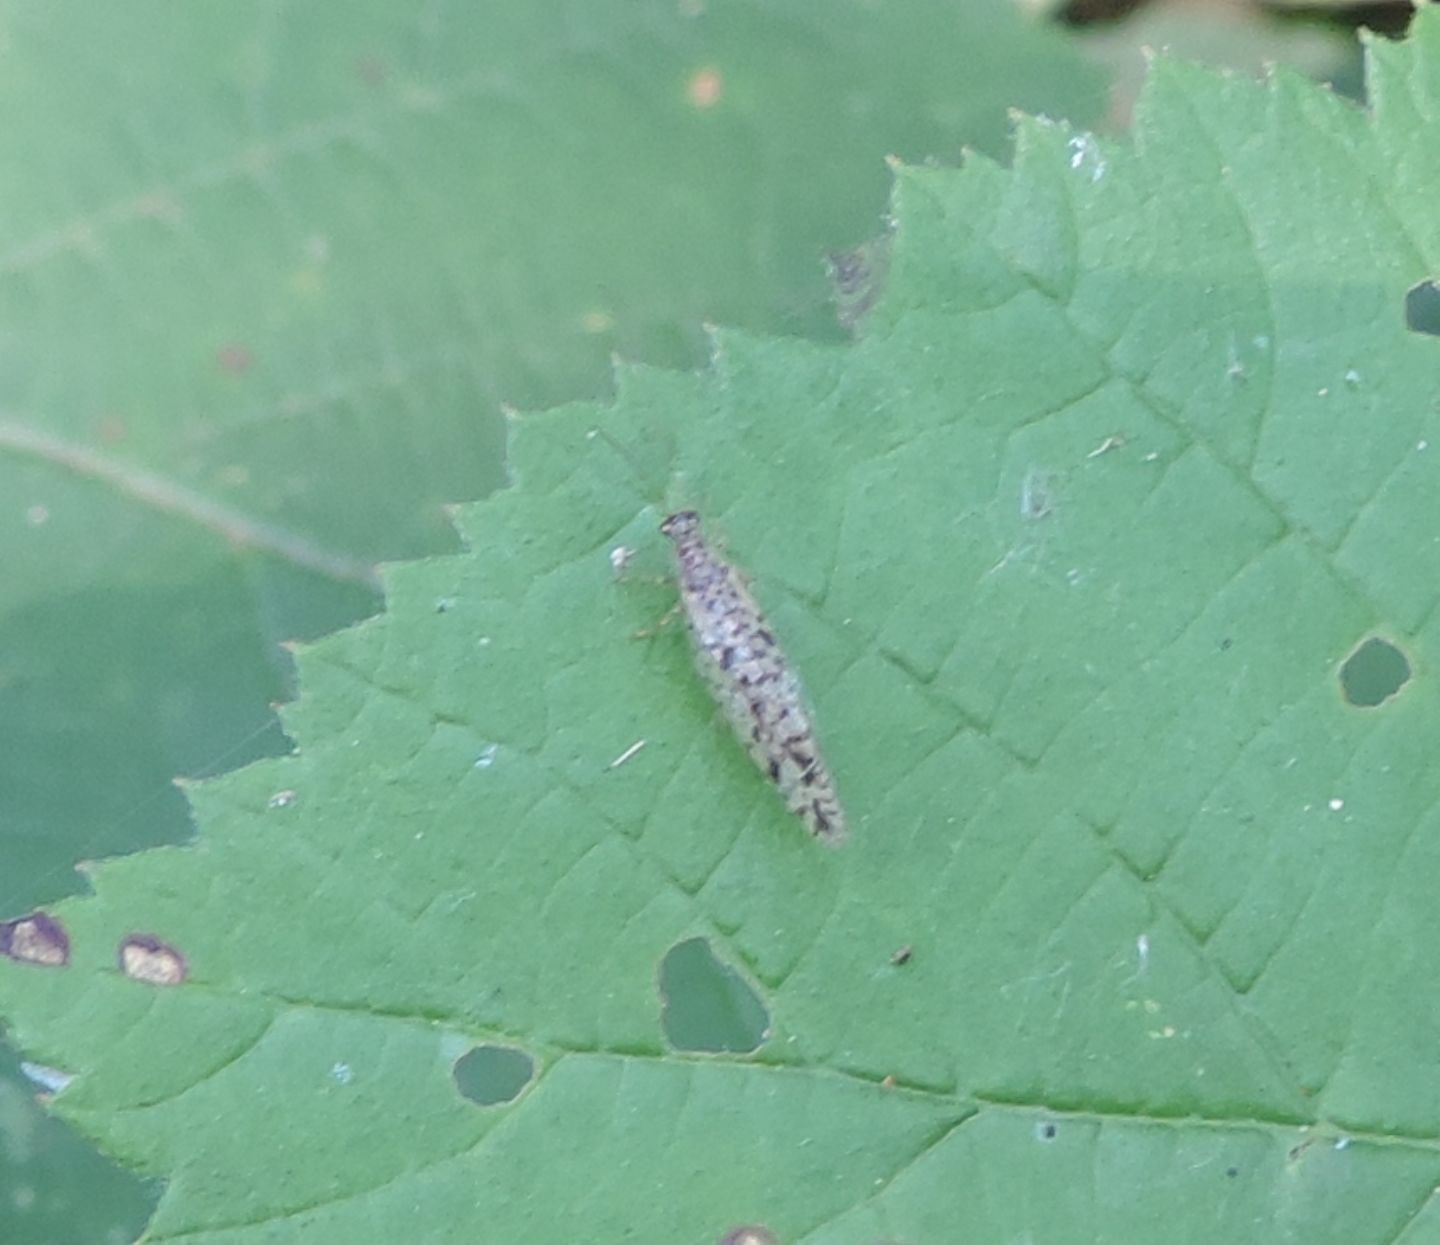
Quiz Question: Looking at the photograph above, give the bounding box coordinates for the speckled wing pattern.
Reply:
[660,511,846,844]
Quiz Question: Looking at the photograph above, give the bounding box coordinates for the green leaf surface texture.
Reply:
[0,6,1100,1231]
[7,12,1440,1245]
[0,0,1099,937]
[0,0,1097,911]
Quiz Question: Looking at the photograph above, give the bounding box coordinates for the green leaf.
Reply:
[0,0,1102,914]
[0,7,1102,1233]
[9,10,1440,1244]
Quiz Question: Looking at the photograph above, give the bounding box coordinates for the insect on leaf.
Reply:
[661,510,846,844]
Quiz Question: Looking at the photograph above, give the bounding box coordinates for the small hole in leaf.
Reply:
[659,937,769,1054]
[1339,636,1411,707]
[718,1227,777,1245]
[452,1044,534,1106]
[1036,1121,1058,1141]
[1405,280,1440,337]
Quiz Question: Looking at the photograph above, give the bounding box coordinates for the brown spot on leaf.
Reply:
[119,934,187,986]
[688,67,723,109]
[1,912,70,967]
[216,343,254,375]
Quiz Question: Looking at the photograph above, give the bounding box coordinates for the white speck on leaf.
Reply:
[1020,470,1054,520]
[1066,134,1106,181]
[20,1061,74,1094]
[608,739,647,769]
[475,745,499,769]
[267,789,297,809]
[1226,338,1247,382]
[609,545,636,577]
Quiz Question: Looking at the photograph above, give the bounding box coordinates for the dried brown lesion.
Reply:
[118,934,188,986]
[0,912,70,967]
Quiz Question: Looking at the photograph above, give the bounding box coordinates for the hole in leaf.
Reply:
[1036,1121,1058,1141]
[1339,636,1411,707]
[0,912,70,967]
[118,934,187,986]
[659,937,769,1054]
[718,1227,777,1245]
[1405,280,1440,337]
[452,1044,534,1107]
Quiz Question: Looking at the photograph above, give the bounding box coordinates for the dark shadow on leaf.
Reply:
[0,557,374,914]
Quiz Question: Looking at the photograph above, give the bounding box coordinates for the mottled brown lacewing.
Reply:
[660,510,846,844]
